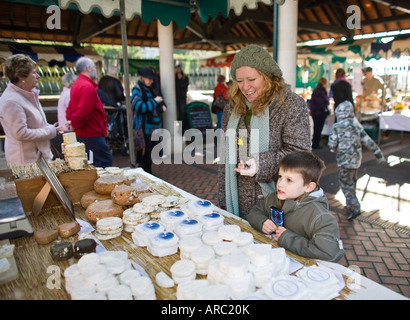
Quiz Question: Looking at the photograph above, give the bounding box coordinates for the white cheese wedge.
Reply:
[63,132,77,145]
[66,157,88,170]
[64,142,86,157]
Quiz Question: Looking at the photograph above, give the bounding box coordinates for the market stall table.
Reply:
[379,110,410,132]
[0,168,407,300]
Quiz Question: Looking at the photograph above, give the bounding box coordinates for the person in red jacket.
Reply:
[213,75,229,129]
[66,57,113,168]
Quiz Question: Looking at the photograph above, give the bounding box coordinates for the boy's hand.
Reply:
[274,226,287,242]
[262,219,277,235]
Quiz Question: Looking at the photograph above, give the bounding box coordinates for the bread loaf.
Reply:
[58,222,81,238]
[34,229,58,244]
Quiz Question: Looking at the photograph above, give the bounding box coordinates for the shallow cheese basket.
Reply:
[0,172,353,300]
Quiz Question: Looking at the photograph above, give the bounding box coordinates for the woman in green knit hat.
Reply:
[218,45,312,218]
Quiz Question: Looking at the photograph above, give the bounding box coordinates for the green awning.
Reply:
[58,0,279,28]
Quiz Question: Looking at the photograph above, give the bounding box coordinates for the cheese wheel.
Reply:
[129,277,155,298]
[142,194,165,206]
[108,285,133,300]
[111,184,140,206]
[201,231,222,246]
[170,259,196,279]
[233,232,254,247]
[119,269,141,286]
[190,246,215,264]
[155,271,174,288]
[80,190,111,209]
[218,224,241,241]
[96,275,118,294]
[94,175,131,195]
[96,217,123,232]
[85,199,124,223]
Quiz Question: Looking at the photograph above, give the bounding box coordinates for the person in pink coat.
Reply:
[57,72,77,132]
[0,54,58,165]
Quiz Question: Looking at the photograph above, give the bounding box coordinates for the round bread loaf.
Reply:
[111,184,140,206]
[94,175,131,195]
[85,199,124,223]
[80,190,111,209]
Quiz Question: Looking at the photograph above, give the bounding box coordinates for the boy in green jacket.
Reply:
[247,151,344,262]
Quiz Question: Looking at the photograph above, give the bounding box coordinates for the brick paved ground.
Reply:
[112,132,410,299]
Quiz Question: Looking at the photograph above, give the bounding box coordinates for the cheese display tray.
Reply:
[0,171,353,300]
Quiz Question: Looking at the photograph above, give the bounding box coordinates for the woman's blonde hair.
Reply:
[4,54,36,84]
[229,71,286,117]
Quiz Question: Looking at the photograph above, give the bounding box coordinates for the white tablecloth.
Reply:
[379,110,410,132]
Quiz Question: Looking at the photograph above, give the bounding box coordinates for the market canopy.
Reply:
[1,1,409,52]
[60,0,278,27]
[0,42,102,66]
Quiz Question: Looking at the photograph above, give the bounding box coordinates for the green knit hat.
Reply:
[230,45,283,81]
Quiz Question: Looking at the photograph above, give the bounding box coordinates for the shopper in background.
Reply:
[66,57,113,168]
[0,54,58,165]
[330,68,354,121]
[328,101,386,220]
[175,64,189,121]
[57,72,77,131]
[131,67,166,174]
[212,74,229,129]
[363,67,383,99]
[218,45,311,218]
[310,76,330,149]
[98,65,124,107]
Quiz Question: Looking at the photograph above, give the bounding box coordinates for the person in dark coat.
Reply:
[175,64,189,121]
[98,66,124,106]
[330,68,354,122]
[310,77,329,149]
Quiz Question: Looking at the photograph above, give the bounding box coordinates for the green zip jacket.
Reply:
[247,188,344,262]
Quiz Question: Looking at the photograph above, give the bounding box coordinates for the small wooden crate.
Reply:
[14,169,97,214]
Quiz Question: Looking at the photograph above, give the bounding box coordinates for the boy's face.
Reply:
[276,168,315,201]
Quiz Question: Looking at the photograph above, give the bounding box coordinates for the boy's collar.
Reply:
[288,185,322,202]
